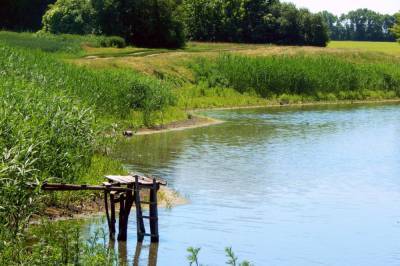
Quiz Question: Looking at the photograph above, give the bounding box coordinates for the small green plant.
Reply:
[0,221,117,265]
[186,246,252,266]
[187,247,201,266]
[225,247,252,266]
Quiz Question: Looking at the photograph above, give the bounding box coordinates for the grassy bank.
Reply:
[328,41,400,55]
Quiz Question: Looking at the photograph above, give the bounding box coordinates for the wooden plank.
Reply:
[42,183,133,193]
[105,174,167,186]
[105,175,134,184]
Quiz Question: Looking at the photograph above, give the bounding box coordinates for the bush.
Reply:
[42,0,95,35]
[99,36,126,48]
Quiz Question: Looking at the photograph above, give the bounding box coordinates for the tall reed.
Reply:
[191,54,400,100]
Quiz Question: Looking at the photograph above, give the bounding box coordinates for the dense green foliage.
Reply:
[42,0,96,35]
[0,42,174,120]
[391,13,400,42]
[320,9,396,42]
[0,44,96,239]
[0,37,175,250]
[180,0,329,46]
[2,0,330,48]
[191,54,400,101]
[0,31,123,54]
[42,0,186,48]
[0,223,117,265]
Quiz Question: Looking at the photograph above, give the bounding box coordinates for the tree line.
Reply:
[319,9,397,42]
[180,0,329,46]
[0,0,329,47]
[0,0,398,48]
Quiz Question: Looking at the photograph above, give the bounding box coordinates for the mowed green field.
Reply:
[329,41,400,55]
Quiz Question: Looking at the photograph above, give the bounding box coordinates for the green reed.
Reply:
[0,43,175,123]
[191,54,400,101]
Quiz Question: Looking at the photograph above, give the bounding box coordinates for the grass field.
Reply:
[328,41,400,55]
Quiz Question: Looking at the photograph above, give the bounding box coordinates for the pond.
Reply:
[88,103,400,265]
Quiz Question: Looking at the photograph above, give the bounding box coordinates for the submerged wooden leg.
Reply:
[133,242,143,266]
[124,184,134,225]
[117,194,127,241]
[135,176,146,242]
[118,240,128,265]
[149,179,159,243]
[110,193,116,237]
[148,243,159,266]
[104,190,112,236]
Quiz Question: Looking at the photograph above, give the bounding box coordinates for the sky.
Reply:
[282,0,399,15]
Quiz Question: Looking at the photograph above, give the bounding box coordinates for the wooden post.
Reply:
[149,178,159,243]
[117,194,127,241]
[124,184,134,225]
[104,190,111,235]
[135,176,146,242]
[110,193,116,237]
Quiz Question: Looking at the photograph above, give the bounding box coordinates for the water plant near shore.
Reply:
[191,54,400,101]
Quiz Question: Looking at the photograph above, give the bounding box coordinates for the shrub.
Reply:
[42,0,95,35]
[99,36,126,48]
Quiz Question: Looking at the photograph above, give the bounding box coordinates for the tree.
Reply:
[391,13,400,42]
[42,0,95,35]
[42,0,186,48]
[320,8,397,42]
[180,0,329,46]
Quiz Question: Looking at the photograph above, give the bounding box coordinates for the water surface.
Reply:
[93,104,400,265]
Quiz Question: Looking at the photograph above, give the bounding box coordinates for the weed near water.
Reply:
[191,54,400,101]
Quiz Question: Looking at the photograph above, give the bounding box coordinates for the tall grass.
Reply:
[0,31,125,54]
[0,37,176,241]
[0,222,117,265]
[191,54,400,101]
[0,43,175,122]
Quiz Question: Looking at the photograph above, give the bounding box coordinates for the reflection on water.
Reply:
[110,240,158,266]
[87,103,400,265]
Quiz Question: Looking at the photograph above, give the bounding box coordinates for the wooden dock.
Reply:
[41,174,167,243]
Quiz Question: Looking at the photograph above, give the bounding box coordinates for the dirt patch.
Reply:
[136,115,224,135]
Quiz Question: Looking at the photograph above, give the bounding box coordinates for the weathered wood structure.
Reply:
[41,174,167,243]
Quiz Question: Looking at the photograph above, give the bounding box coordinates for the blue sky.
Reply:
[282,0,399,15]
